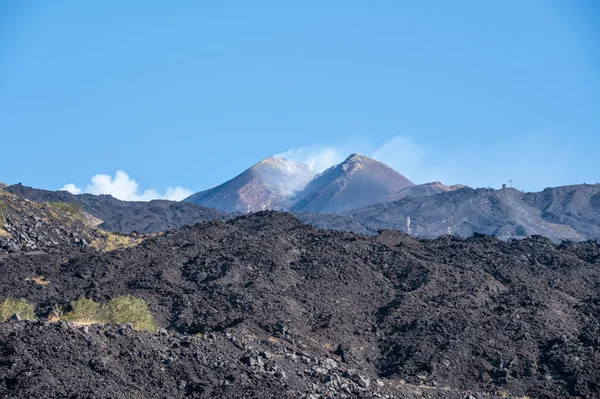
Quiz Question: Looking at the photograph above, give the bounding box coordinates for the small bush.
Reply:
[48,201,83,218]
[107,295,157,332]
[63,297,107,324]
[0,298,37,321]
[58,296,158,332]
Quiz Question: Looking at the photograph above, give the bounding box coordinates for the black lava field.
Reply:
[1,211,599,398]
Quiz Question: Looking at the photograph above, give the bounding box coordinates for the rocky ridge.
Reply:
[5,183,232,234]
[384,181,465,202]
[8,181,600,242]
[301,185,600,242]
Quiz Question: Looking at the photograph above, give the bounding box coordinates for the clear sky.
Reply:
[1,1,599,200]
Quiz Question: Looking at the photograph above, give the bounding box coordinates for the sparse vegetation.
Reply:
[107,295,158,332]
[0,199,7,229]
[47,201,83,218]
[0,298,37,321]
[61,296,157,332]
[91,230,144,252]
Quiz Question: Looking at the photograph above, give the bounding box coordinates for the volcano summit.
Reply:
[185,154,415,214]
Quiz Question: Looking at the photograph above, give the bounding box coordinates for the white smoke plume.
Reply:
[276,147,345,173]
[275,132,579,191]
[276,136,437,182]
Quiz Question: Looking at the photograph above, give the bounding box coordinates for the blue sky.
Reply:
[1,1,599,200]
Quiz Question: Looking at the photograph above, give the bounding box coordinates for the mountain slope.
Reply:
[9,180,600,242]
[291,153,414,213]
[523,183,600,239]
[5,184,231,234]
[184,157,315,212]
[299,185,596,241]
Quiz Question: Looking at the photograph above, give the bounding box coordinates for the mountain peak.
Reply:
[343,153,370,163]
[340,153,389,173]
[346,152,363,159]
[251,157,312,175]
[291,154,414,213]
[254,156,289,168]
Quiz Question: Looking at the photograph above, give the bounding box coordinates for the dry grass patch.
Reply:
[322,342,334,351]
[48,305,63,323]
[27,275,50,286]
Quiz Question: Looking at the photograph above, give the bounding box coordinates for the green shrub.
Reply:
[63,297,107,324]
[60,296,158,332]
[48,201,83,218]
[107,295,157,332]
[0,298,37,321]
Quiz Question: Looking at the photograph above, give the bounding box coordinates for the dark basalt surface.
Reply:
[1,211,599,398]
[2,320,470,399]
